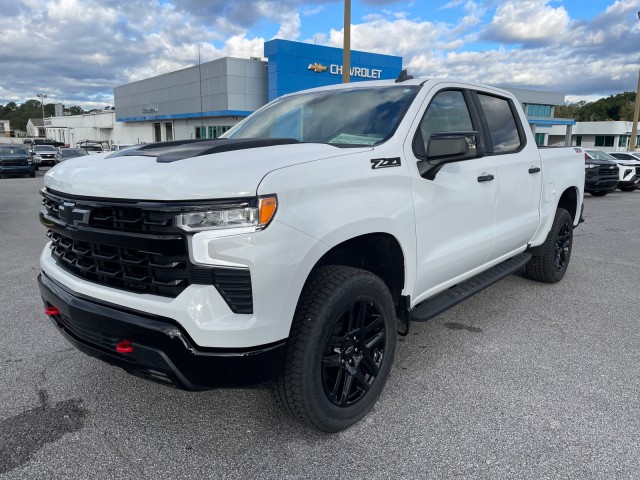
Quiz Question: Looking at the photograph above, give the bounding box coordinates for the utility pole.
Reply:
[631,71,640,151]
[37,93,47,119]
[630,10,640,151]
[342,0,351,83]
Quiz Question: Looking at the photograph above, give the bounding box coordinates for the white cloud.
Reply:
[484,0,570,45]
[1,0,639,109]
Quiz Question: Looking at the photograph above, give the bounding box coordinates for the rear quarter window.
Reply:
[477,94,523,153]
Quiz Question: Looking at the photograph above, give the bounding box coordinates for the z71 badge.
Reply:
[371,157,401,169]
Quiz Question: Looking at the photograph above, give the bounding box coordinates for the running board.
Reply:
[410,252,532,322]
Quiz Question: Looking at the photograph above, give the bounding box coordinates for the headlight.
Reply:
[175,196,277,232]
[585,164,598,169]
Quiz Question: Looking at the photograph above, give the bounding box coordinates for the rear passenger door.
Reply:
[473,91,542,260]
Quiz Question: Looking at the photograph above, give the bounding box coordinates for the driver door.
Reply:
[406,88,497,305]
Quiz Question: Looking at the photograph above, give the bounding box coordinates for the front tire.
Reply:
[274,266,397,432]
[526,208,573,283]
[619,185,637,192]
[589,190,608,197]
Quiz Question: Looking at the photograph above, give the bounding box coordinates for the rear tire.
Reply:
[273,266,397,432]
[29,172,36,178]
[619,185,637,192]
[526,208,573,283]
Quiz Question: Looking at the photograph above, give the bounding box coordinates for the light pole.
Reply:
[37,93,47,119]
[342,0,351,83]
[630,10,640,151]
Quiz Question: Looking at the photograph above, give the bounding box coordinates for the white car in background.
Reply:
[607,151,640,192]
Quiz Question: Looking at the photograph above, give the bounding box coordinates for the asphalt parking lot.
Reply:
[1,171,639,479]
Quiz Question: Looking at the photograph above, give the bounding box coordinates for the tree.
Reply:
[66,106,85,115]
[556,92,637,121]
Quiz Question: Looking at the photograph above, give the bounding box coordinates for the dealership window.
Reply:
[534,133,545,145]
[525,104,552,118]
[208,126,233,138]
[594,135,614,147]
[195,126,204,139]
[618,135,628,147]
[575,136,582,146]
[165,123,173,142]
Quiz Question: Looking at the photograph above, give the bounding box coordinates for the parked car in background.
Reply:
[109,143,139,151]
[33,138,65,148]
[32,145,61,168]
[77,141,109,154]
[0,144,35,178]
[583,149,620,196]
[59,148,90,161]
[609,152,640,191]
[81,143,105,154]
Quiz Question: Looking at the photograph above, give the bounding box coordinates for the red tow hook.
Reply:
[44,306,60,316]
[116,339,134,354]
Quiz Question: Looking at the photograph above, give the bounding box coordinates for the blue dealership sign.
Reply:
[264,39,403,101]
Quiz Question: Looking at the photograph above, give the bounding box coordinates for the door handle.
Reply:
[477,174,494,182]
[528,167,541,174]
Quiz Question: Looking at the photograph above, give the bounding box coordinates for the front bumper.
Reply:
[585,177,618,192]
[38,272,285,390]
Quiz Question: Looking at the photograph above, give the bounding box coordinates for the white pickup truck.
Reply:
[38,75,585,432]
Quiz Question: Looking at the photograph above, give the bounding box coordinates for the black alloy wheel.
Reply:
[554,221,571,272]
[321,299,386,407]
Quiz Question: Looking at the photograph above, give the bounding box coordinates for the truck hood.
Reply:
[44,143,366,200]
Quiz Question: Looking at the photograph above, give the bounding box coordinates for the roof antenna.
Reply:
[395,69,413,83]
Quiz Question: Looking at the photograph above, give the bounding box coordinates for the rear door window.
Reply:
[477,94,523,153]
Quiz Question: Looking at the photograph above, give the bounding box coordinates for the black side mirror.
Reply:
[418,131,483,180]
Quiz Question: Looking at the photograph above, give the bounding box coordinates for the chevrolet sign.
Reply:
[307,62,382,79]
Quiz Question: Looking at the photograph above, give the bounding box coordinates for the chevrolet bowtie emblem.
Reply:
[308,63,328,73]
[59,202,91,226]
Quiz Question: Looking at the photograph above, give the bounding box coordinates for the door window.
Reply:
[477,94,522,153]
[418,90,474,149]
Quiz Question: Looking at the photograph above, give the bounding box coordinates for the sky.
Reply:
[1,0,639,110]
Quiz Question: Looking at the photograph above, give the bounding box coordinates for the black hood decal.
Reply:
[120,138,301,163]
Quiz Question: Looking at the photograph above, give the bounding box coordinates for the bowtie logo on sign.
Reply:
[307,63,328,73]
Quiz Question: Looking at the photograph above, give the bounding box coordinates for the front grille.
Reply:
[41,189,253,312]
[598,165,618,176]
[48,230,191,297]
[1,160,28,167]
[42,194,176,235]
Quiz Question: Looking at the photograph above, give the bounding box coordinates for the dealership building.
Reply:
[47,39,636,150]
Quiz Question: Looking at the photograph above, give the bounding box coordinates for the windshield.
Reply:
[34,145,58,152]
[225,86,420,147]
[0,146,27,155]
[586,150,616,161]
